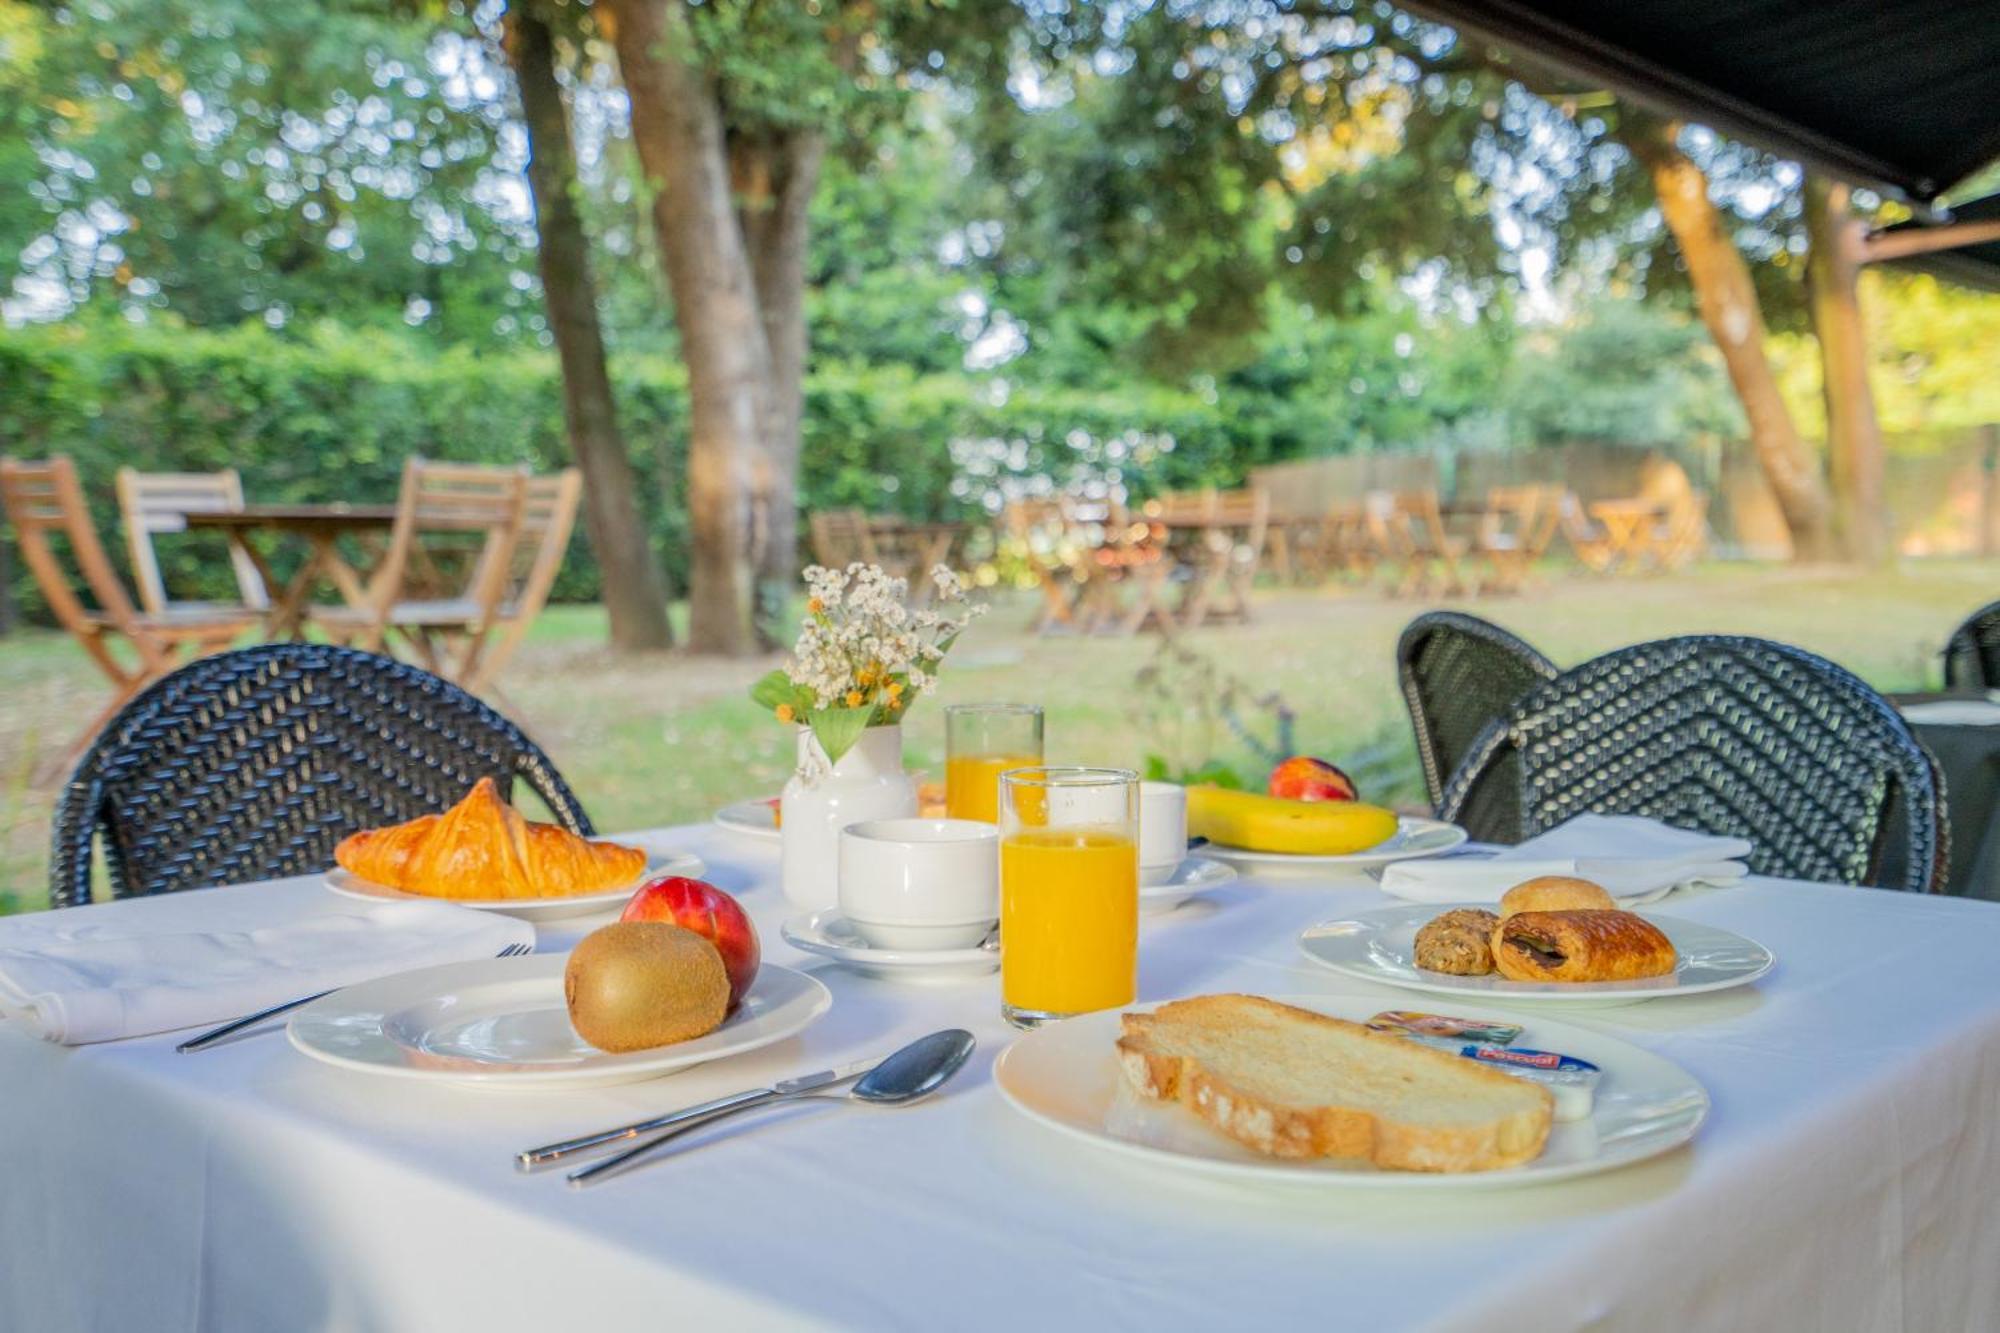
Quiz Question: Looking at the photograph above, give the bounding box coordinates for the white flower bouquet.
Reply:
[751,562,984,768]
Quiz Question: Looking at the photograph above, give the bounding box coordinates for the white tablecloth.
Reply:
[5,824,2000,1332]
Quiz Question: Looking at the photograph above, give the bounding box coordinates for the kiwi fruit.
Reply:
[564,921,730,1053]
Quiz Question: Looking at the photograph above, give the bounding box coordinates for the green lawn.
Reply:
[4,558,1993,913]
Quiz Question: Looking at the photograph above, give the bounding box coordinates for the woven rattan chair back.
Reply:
[115,466,269,614]
[50,644,594,906]
[1397,612,1558,841]
[1943,600,2000,689]
[1440,635,1947,892]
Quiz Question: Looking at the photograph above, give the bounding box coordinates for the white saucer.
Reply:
[288,954,830,1088]
[713,798,781,842]
[324,849,703,922]
[781,909,998,981]
[1203,816,1468,872]
[1140,857,1237,913]
[1298,903,1775,1006]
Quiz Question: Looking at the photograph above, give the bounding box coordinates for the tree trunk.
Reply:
[731,128,825,645]
[504,2,676,651]
[1627,118,1839,561]
[1803,177,1888,563]
[603,0,773,656]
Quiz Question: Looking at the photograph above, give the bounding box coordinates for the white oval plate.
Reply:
[1202,816,1468,871]
[323,849,703,922]
[1140,857,1237,913]
[781,909,998,980]
[713,798,781,843]
[1298,903,1774,1006]
[994,993,1708,1189]
[289,954,830,1089]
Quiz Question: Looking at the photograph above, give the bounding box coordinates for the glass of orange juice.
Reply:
[945,703,1044,824]
[998,766,1139,1029]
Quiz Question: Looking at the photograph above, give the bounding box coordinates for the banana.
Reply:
[1187,785,1399,855]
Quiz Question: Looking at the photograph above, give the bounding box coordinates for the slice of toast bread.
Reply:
[1116,994,1553,1172]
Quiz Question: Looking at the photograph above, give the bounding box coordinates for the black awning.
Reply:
[1406,0,2000,203]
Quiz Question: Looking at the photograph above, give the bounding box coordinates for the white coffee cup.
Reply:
[1139,781,1188,886]
[838,818,1000,950]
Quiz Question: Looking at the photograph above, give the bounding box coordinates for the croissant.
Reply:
[1490,910,1678,983]
[334,778,646,900]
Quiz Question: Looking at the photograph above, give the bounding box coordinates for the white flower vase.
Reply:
[780,724,917,912]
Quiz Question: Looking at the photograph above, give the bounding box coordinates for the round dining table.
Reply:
[185,504,400,638]
[5,819,2000,1330]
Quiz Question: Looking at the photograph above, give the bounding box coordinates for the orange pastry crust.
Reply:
[1491,910,1678,983]
[334,777,645,900]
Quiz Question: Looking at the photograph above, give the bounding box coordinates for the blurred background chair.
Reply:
[308,458,528,683]
[463,467,583,691]
[1442,634,1947,892]
[49,643,594,906]
[1,456,255,758]
[115,466,269,618]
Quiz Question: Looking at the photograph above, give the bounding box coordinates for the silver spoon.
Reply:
[567,1028,976,1187]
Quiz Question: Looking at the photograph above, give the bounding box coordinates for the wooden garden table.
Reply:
[1587,498,1668,572]
[185,505,400,639]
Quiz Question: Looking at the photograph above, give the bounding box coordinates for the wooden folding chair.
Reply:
[2,456,257,763]
[115,467,269,617]
[308,458,528,682]
[1557,490,1617,573]
[1004,499,1085,633]
[1178,487,1267,628]
[1381,490,1467,598]
[807,509,877,569]
[1472,485,1560,595]
[1651,490,1710,570]
[463,468,583,691]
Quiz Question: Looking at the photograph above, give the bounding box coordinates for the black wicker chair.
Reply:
[1943,600,2000,689]
[1397,611,1558,842]
[50,644,593,907]
[1439,635,1948,892]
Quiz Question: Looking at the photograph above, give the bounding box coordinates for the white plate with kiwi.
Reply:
[288,954,831,1088]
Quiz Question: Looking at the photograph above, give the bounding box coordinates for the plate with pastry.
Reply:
[289,919,830,1088]
[713,796,782,843]
[1298,878,1773,1005]
[326,778,699,921]
[993,992,1708,1188]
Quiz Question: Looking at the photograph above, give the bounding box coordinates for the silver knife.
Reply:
[516,1058,878,1171]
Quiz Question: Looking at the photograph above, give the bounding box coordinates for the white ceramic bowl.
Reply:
[1138,781,1187,886]
[838,817,1000,950]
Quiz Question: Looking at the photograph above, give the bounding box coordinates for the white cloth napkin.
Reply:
[1899,699,2000,727]
[0,880,535,1045]
[1379,813,1751,907]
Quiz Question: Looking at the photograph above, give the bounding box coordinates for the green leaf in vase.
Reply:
[807,704,874,767]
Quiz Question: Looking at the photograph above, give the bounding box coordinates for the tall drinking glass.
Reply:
[945,703,1045,824]
[998,766,1139,1029]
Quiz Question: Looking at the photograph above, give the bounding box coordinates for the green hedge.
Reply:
[0,320,1340,620]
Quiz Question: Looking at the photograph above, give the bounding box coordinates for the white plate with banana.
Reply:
[1202,815,1468,871]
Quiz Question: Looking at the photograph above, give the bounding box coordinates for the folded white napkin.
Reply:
[0,881,535,1045]
[1379,814,1751,907]
[1899,700,2000,727]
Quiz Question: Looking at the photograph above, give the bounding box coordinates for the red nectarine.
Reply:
[1268,756,1358,803]
[622,876,761,1010]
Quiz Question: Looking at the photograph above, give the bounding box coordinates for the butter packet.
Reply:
[1456,1045,1601,1121]
[1366,1010,1524,1048]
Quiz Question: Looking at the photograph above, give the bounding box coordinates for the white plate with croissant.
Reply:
[1298,901,1774,1006]
[324,779,701,921]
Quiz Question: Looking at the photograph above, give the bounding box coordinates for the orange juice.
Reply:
[947,753,1041,823]
[1000,829,1138,1015]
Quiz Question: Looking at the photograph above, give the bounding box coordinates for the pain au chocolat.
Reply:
[1490,909,1677,983]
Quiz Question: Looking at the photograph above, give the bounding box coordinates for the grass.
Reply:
[4,556,1993,914]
